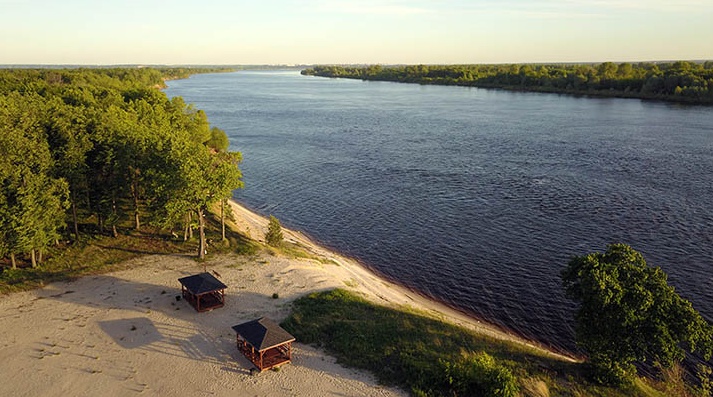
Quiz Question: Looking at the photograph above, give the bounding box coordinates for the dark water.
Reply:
[165,70,713,354]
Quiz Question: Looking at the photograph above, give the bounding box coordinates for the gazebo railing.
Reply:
[237,338,292,371]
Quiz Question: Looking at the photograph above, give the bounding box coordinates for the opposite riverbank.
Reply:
[302,63,713,105]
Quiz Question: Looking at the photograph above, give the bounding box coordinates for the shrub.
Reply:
[442,352,519,397]
[265,215,283,247]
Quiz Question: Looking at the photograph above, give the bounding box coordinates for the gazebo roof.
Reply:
[232,317,296,352]
[178,272,227,295]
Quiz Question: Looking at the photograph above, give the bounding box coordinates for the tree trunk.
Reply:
[112,199,118,238]
[10,253,16,269]
[221,199,226,240]
[183,212,190,241]
[198,207,206,260]
[38,249,43,264]
[98,213,104,233]
[131,168,141,231]
[188,212,193,240]
[31,249,37,268]
[71,191,79,241]
[133,195,140,231]
[134,211,140,230]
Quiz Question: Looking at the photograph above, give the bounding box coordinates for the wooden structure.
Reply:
[232,317,296,372]
[178,272,227,312]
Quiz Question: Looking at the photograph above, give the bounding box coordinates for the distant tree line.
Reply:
[302,61,713,104]
[0,68,243,267]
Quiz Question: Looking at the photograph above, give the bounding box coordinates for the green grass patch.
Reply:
[282,289,680,397]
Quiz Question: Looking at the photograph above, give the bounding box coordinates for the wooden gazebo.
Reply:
[178,272,227,312]
[232,317,296,372]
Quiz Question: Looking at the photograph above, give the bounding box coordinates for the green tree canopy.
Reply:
[0,93,69,267]
[561,243,713,385]
[0,67,241,265]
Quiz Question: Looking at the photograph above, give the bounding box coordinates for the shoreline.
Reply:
[0,199,578,396]
[225,199,579,363]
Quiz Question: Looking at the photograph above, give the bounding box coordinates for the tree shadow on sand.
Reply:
[34,273,273,372]
[32,271,385,383]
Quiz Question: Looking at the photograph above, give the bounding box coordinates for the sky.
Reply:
[1,0,711,65]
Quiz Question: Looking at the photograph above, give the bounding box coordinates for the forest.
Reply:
[0,67,242,269]
[302,61,713,104]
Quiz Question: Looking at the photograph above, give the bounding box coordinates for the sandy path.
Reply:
[0,199,575,397]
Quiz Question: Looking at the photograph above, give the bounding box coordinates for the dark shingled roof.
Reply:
[232,317,296,352]
[178,272,227,295]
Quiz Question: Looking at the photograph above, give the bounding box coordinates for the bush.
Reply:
[442,352,519,397]
[265,215,283,247]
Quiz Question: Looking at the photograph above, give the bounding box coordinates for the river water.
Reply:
[165,70,713,354]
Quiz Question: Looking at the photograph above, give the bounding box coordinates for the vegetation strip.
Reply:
[282,288,691,397]
[303,62,713,105]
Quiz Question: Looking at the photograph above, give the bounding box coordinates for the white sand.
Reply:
[0,200,575,397]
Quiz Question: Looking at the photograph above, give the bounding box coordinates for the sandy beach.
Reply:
[0,200,574,397]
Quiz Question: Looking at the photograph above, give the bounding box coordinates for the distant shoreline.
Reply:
[302,63,713,105]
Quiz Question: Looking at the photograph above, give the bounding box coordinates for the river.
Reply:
[165,70,713,354]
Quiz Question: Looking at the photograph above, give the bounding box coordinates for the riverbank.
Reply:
[225,199,578,363]
[302,63,713,105]
[0,199,577,396]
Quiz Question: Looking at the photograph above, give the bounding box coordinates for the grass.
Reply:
[265,240,336,265]
[0,227,198,294]
[0,208,258,294]
[282,289,688,397]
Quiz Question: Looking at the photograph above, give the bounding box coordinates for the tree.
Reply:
[265,215,283,247]
[561,243,713,385]
[44,96,93,241]
[0,93,69,267]
[156,134,242,259]
[0,67,244,266]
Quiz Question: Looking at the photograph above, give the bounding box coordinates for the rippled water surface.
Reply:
[165,71,713,353]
